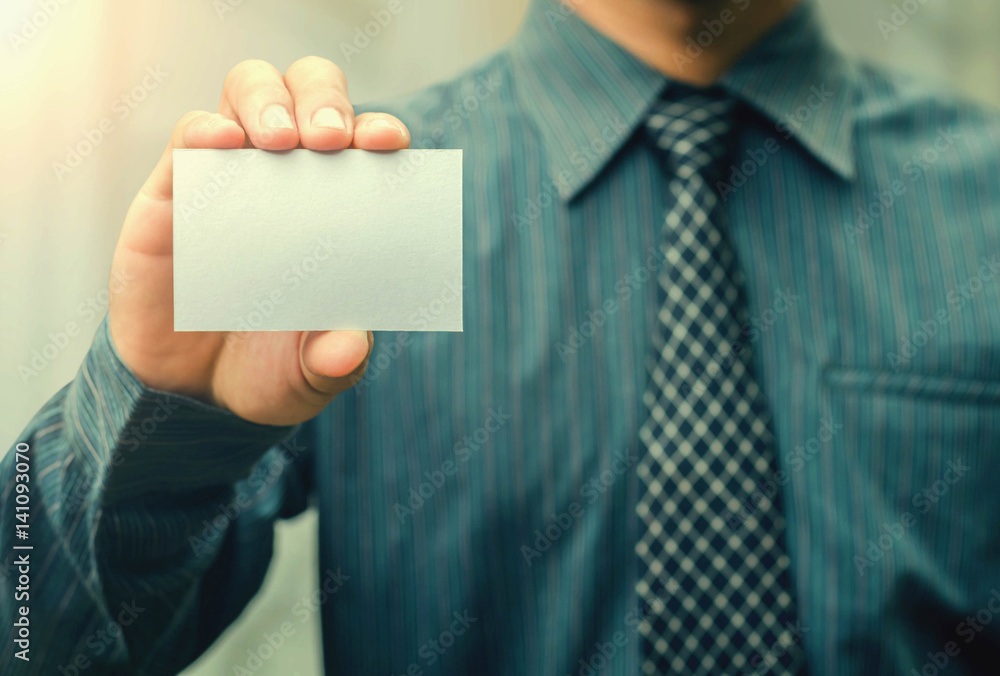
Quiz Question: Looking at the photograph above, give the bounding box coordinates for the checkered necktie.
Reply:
[636,87,805,675]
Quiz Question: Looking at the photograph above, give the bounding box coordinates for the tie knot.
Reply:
[645,87,736,181]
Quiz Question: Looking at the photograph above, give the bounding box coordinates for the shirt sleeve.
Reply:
[1,317,317,675]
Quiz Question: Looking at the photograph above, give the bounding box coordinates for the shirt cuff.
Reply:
[64,317,298,504]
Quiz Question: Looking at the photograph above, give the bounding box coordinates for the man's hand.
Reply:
[108,57,410,426]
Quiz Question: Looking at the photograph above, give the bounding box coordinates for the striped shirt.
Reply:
[5,0,1000,673]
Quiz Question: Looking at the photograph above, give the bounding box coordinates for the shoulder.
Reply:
[851,61,1000,172]
[846,61,1000,246]
[354,48,532,151]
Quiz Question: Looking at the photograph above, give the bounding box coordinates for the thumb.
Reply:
[299,330,372,395]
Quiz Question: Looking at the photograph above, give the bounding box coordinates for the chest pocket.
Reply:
[821,365,1000,569]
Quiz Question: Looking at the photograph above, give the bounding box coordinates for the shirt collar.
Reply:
[507,0,857,202]
[719,1,857,180]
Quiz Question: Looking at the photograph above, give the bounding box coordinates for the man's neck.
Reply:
[568,0,801,85]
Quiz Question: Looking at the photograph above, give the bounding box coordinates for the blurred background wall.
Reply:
[1,0,998,673]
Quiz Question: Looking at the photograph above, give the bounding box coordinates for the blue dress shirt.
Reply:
[4,1,1000,674]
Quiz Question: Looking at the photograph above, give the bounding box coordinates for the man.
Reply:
[3,0,1000,673]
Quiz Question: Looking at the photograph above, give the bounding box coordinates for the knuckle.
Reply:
[228,58,276,78]
[287,55,348,89]
[288,54,334,72]
[175,109,209,131]
[224,59,281,92]
[175,110,208,127]
[247,83,293,106]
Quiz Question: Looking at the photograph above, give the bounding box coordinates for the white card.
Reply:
[172,149,463,332]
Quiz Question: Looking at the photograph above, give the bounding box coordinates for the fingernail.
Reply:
[366,118,406,134]
[260,104,295,130]
[311,107,347,130]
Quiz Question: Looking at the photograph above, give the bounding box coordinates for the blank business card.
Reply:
[172,148,463,332]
